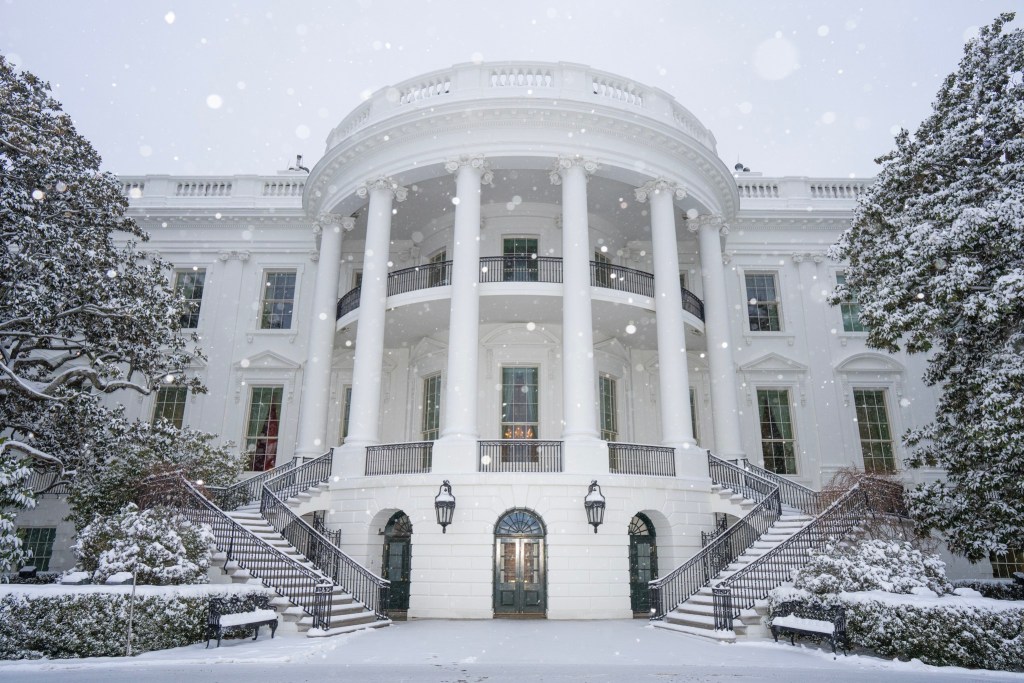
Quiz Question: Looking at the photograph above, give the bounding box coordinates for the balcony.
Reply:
[478,440,563,473]
[387,261,452,295]
[478,256,562,283]
[364,442,433,475]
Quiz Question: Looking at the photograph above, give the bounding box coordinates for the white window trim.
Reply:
[250,263,305,336]
[735,266,796,346]
[172,266,208,331]
[831,266,869,344]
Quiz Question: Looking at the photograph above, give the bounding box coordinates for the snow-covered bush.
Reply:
[791,539,952,596]
[0,584,272,659]
[768,587,1024,671]
[73,504,213,585]
[952,579,1024,602]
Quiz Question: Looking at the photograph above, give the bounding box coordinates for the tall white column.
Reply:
[344,177,407,449]
[552,157,600,441]
[636,179,696,453]
[295,214,352,459]
[440,155,491,441]
[690,215,743,458]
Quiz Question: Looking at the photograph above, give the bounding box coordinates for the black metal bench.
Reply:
[206,596,279,648]
[769,600,847,655]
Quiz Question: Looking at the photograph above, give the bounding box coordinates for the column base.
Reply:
[561,437,608,474]
[333,442,368,479]
[432,436,479,474]
[667,441,710,480]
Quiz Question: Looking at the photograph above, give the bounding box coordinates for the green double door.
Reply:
[629,514,658,615]
[382,512,412,612]
[494,537,545,615]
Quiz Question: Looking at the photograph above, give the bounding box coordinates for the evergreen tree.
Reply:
[0,57,237,564]
[830,14,1024,561]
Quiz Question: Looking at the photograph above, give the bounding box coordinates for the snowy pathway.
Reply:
[1,619,1021,682]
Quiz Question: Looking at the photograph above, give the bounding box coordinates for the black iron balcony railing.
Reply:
[735,458,822,516]
[478,440,563,472]
[607,442,676,476]
[590,261,654,297]
[206,458,299,511]
[681,287,705,321]
[365,441,434,475]
[336,286,361,319]
[387,261,452,296]
[479,256,563,283]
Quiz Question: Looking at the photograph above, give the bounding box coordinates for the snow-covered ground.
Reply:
[1,619,1021,683]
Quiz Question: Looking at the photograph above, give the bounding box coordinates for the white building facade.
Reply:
[16,62,993,616]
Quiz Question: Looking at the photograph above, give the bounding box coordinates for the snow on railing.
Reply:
[737,181,780,199]
[809,182,868,199]
[736,177,873,202]
[121,181,145,198]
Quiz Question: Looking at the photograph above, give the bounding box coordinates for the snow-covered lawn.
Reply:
[0,619,1021,683]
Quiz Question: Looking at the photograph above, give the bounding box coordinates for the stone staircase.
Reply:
[206,470,391,638]
[653,507,812,642]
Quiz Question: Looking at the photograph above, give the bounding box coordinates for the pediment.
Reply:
[481,323,558,347]
[411,336,448,359]
[835,353,904,374]
[234,350,301,370]
[739,352,807,374]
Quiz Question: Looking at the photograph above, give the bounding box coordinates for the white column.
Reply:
[551,156,600,441]
[344,177,407,448]
[295,214,352,458]
[690,215,743,458]
[635,179,696,452]
[440,155,491,441]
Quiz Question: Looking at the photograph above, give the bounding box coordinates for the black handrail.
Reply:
[365,442,433,475]
[681,287,705,321]
[590,261,654,297]
[735,458,822,516]
[710,481,897,630]
[387,261,452,296]
[261,453,391,621]
[206,458,298,511]
[707,453,777,502]
[607,442,675,476]
[479,256,562,283]
[146,474,335,630]
[336,286,361,319]
[477,440,563,472]
[648,452,781,620]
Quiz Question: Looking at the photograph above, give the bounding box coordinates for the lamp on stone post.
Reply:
[584,480,606,533]
[434,480,455,533]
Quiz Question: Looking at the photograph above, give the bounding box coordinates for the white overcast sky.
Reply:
[1,0,1021,179]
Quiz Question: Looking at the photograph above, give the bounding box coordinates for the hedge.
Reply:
[951,579,1024,602]
[0,584,274,659]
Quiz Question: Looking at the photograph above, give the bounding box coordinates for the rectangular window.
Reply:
[421,374,442,441]
[594,251,612,288]
[836,272,866,332]
[689,386,698,444]
[152,385,187,428]
[757,389,797,474]
[175,268,206,329]
[353,271,363,289]
[503,238,539,282]
[17,527,56,571]
[244,386,283,471]
[501,367,539,439]
[990,548,1024,579]
[599,375,618,441]
[745,272,782,332]
[340,386,352,442]
[428,250,449,287]
[854,389,896,473]
[260,271,297,330]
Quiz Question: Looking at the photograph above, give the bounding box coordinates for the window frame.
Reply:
[152,385,188,428]
[501,365,540,439]
[421,373,442,441]
[17,527,57,571]
[853,388,897,473]
[836,270,867,333]
[599,374,618,442]
[259,270,298,330]
[755,387,798,475]
[243,385,284,471]
[744,271,783,333]
[174,267,206,330]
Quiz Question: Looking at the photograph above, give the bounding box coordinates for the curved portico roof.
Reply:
[304,61,739,220]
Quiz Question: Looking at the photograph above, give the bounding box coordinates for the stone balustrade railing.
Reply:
[326,61,718,152]
[118,175,307,206]
[736,177,872,204]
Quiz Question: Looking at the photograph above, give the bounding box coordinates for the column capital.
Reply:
[685,213,727,235]
[634,178,687,203]
[444,154,494,185]
[356,176,408,202]
[313,213,356,235]
[549,155,600,185]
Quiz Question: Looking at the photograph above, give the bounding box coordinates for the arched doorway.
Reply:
[494,509,546,617]
[382,511,412,613]
[629,513,658,615]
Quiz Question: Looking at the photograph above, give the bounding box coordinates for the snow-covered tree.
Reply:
[0,58,227,556]
[829,14,1024,561]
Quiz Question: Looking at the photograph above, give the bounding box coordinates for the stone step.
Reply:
[297,609,378,631]
[652,620,737,643]
[305,618,391,638]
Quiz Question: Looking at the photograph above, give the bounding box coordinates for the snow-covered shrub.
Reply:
[0,584,272,659]
[792,539,952,596]
[73,504,213,585]
[767,587,1024,671]
[952,579,1024,601]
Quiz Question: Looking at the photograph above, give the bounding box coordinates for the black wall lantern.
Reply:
[434,480,455,533]
[584,480,606,533]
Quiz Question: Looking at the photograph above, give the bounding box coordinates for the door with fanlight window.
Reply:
[494,509,546,616]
